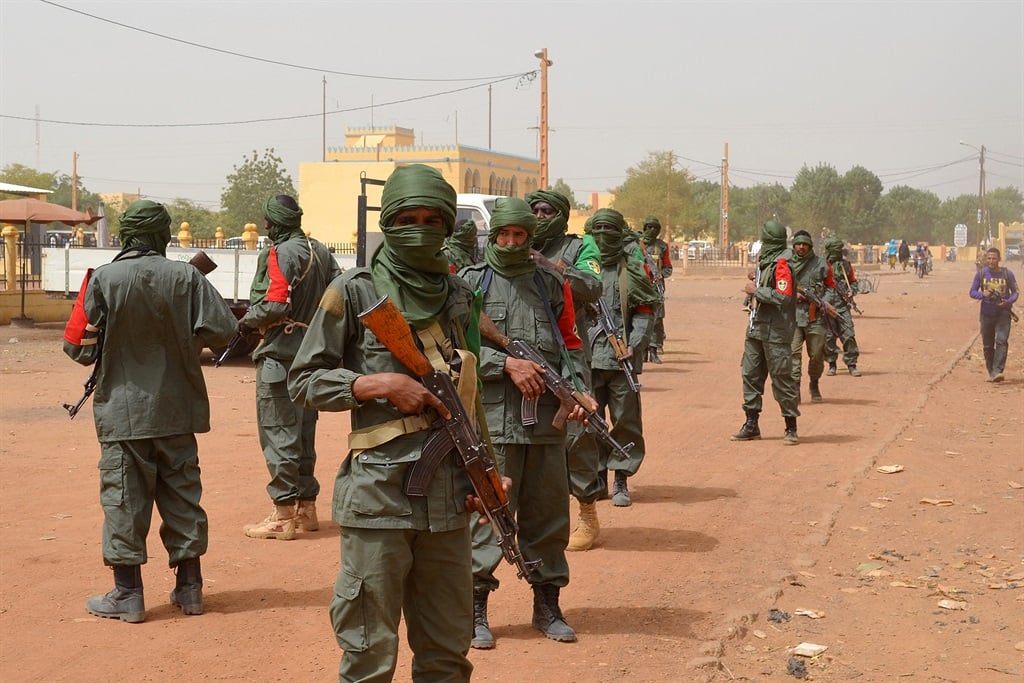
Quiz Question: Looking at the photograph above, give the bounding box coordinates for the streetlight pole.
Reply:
[534,48,552,191]
[960,141,989,247]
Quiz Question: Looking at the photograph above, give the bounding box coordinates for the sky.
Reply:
[1,0,1022,211]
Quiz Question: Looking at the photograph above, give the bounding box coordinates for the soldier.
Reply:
[289,165,478,682]
[587,208,662,506]
[732,220,800,444]
[640,215,673,364]
[789,230,836,403]
[527,189,604,551]
[241,195,342,540]
[443,218,479,273]
[63,200,237,622]
[823,237,862,377]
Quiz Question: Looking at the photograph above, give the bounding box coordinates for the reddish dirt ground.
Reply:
[1,259,1021,682]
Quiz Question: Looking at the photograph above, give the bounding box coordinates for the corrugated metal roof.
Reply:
[0,182,52,194]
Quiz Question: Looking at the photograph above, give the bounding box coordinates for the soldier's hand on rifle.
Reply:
[568,393,598,424]
[465,476,512,521]
[747,268,757,281]
[352,373,452,420]
[238,320,256,337]
[743,281,757,296]
[617,345,634,362]
[504,357,546,400]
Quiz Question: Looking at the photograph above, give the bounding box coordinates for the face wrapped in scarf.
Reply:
[118,200,172,256]
[824,236,846,262]
[526,189,571,246]
[587,208,628,266]
[642,215,662,242]
[485,197,537,278]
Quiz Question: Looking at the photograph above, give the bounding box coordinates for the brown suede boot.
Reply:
[295,499,319,532]
[566,502,600,552]
[244,504,296,540]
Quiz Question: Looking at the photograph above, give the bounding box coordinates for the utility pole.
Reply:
[322,76,327,162]
[534,48,552,190]
[71,151,79,211]
[979,145,990,246]
[720,143,730,248]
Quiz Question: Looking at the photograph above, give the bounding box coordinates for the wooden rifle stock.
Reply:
[357,296,540,579]
[589,298,641,392]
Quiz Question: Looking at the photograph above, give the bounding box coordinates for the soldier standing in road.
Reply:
[640,215,673,364]
[527,189,605,552]
[732,220,800,445]
[63,200,237,622]
[460,197,589,649]
[823,237,862,378]
[241,195,342,540]
[789,230,836,403]
[444,218,479,273]
[587,208,662,505]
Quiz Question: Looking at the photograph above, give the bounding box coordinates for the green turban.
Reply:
[371,164,457,329]
[485,197,537,278]
[527,189,571,246]
[759,220,789,267]
[789,230,815,275]
[444,219,478,272]
[379,164,457,236]
[118,200,171,256]
[642,215,662,242]
[791,229,813,247]
[589,208,628,267]
[263,195,303,244]
[825,236,845,262]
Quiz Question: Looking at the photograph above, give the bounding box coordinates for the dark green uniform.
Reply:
[640,216,673,355]
[242,219,341,507]
[824,242,861,372]
[790,244,835,392]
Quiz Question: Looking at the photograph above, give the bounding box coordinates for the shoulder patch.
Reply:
[319,287,346,317]
[586,259,602,275]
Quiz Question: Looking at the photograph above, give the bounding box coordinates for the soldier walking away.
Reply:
[823,237,862,377]
[732,220,801,445]
[640,215,673,364]
[63,200,237,622]
[789,230,836,403]
[240,195,342,540]
[527,189,604,552]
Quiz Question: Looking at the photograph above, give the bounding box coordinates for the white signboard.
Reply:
[953,224,968,248]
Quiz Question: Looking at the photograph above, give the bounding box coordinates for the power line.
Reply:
[0,73,531,128]
[40,0,527,83]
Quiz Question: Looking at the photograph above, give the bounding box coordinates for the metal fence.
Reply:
[0,239,45,290]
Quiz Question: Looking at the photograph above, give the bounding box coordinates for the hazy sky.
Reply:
[1,0,1022,210]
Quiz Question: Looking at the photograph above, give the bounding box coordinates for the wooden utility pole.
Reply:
[978,144,989,246]
[536,48,551,190]
[322,76,327,163]
[720,143,730,247]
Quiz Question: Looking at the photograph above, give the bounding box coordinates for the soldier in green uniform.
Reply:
[63,200,237,623]
[460,197,589,649]
[823,237,862,377]
[789,230,836,403]
[289,165,478,682]
[640,215,673,364]
[527,189,604,551]
[240,195,342,540]
[443,218,479,273]
[732,220,800,444]
[587,208,662,506]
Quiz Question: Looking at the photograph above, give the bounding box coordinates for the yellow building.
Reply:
[299,125,540,243]
[97,192,141,216]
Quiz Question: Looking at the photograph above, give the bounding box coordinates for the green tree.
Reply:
[936,194,982,244]
[789,163,842,233]
[612,151,693,241]
[167,199,220,239]
[987,186,1024,227]
[877,185,941,244]
[677,180,720,241]
[727,183,791,242]
[839,166,884,244]
[550,178,589,210]
[220,148,295,235]
[0,163,55,193]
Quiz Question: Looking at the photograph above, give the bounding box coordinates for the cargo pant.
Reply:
[98,433,207,566]
[331,526,473,683]
[741,336,799,418]
[824,310,859,369]
[256,357,320,504]
[791,323,826,387]
[592,368,646,475]
[565,364,604,505]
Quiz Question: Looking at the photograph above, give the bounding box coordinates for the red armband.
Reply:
[63,269,94,345]
[774,259,794,297]
[558,281,582,350]
[265,247,291,304]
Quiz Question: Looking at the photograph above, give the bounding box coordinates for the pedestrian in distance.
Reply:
[970,247,1018,382]
[240,195,342,540]
[63,200,237,623]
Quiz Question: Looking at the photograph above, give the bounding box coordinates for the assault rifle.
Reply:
[643,251,666,298]
[797,286,841,337]
[63,333,103,419]
[477,313,635,462]
[358,295,540,580]
[988,289,1020,323]
[588,298,641,392]
[835,265,863,315]
[215,332,250,367]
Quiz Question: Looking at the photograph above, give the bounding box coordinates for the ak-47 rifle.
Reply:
[588,298,641,392]
[63,333,103,419]
[215,332,249,367]
[358,295,540,580]
[643,250,666,298]
[477,313,635,462]
[835,263,863,315]
[798,285,842,337]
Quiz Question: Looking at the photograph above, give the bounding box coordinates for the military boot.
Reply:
[471,591,495,649]
[648,347,663,364]
[848,365,862,377]
[809,378,823,402]
[783,416,800,445]
[86,565,145,623]
[611,471,631,507]
[244,504,296,540]
[295,499,320,532]
[531,584,577,642]
[826,363,837,376]
[566,502,600,552]
[169,557,203,615]
[730,411,761,441]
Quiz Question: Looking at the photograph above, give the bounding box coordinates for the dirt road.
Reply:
[1,259,1021,682]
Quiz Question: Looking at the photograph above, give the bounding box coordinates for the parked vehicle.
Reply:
[687,240,713,260]
[224,236,270,250]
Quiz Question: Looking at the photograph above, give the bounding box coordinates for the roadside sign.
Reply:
[953,223,968,248]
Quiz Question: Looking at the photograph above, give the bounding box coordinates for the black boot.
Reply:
[170,557,203,615]
[596,469,609,500]
[611,470,631,507]
[809,378,823,402]
[86,565,145,623]
[648,347,662,364]
[531,584,577,643]
[783,416,799,445]
[730,411,761,441]
[471,591,494,649]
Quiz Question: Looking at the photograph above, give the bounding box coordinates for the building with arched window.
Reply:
[299,125,539,243]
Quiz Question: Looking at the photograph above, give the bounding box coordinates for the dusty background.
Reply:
[1,259,1021,682]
